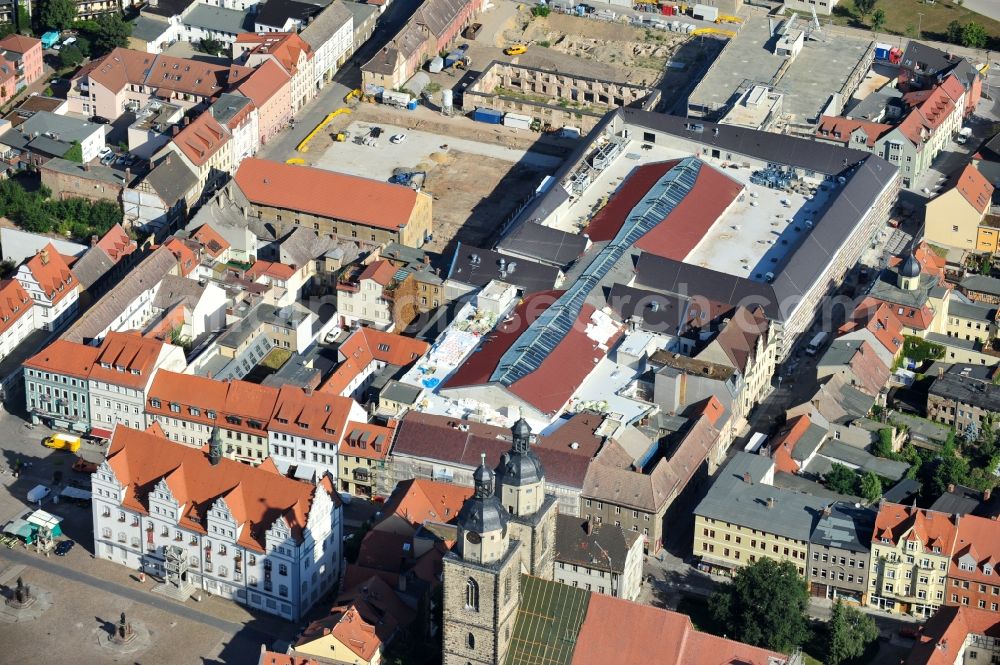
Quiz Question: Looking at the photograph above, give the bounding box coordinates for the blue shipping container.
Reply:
[473,108,503,124]
[406,99,418,111]
[41,31,60,48]
[444,50,464,67]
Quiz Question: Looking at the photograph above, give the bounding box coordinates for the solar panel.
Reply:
[490,157,704,386]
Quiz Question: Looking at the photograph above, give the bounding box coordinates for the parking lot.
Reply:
[0,411,300,663]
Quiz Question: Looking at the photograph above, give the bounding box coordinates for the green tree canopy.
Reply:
[860,472,883,503]
[709,558,810,652]
[962,22,988,49]
[91,13,131,55]
[39,0,76,31]
[59,44,84,69]
[854,0,877,21]
[825,463,859,496]
[946,20,964,44]
[871,8,886,32]
[826,599,880,665]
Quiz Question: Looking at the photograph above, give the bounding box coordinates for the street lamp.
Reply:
[917,12,924,40]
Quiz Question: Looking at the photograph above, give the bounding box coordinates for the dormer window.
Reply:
[933,546,941,554]
[130,369,140,375]
[100,362,111,368]
[207,410,216,419]
[151,398,161,408]
[190,407,201,416]
[169,402,180,413]
[985,565,993,576]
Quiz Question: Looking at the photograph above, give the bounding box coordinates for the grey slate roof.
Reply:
[183,4,250,34]
[144,155,199,205]
[40,157,130,186]
[899,41,957,78]
[142,0,196,18]
[809,503,875,553]
[153,274,207,310]
[0,227,86,264]
[694,451,829,541]
[961,274,1000,297]
[381,379,422,405]
[930,485,983,516]
[255,0,323,29]
[928,368,1000,413]
[948,299,997,322]
[554,514,639,574]
[60,245,178,344]
[210,93,253,127]
[70,246,115,290]
[809,439,909,481]
[300,2,353,50]
[496,221,587,269]
[791,423,827,463]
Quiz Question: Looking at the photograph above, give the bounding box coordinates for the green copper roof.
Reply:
[504,575,590,665]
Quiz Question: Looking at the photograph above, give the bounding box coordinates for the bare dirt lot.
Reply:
[307,104,564,255]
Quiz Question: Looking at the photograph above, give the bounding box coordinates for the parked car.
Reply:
[72,457,98,473]
[369,126,382,138]
[90,115,110,125]
[390,133,407,144]
[54,540,74,556]
[97,146,112,158]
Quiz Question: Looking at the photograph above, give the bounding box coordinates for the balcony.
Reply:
[353,468,371,482]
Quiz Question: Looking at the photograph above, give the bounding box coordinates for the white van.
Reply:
[805,332,829,356]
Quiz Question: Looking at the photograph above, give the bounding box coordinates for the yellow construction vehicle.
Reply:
[343,88,362,104]
[286,157,306,165]
[715,14,742,24]
[692,27,736,37]
[332,130,351,142]
[504,44,528,56]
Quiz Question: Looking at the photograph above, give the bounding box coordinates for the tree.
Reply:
[931,449,970,497]
[860,472,883,503]
[874,428,894,458]
[947,20,964,45]
[962,22,988,48]
[825,463,859,495]
[198,37,225,56]
[63,140,83,163]
[854,0,877,22]
[871,8,886,33]
[91,13,131,55]
[59,45,84,69]
[709,558,810,652]
[39,0,76,31]
[826,599,879,665]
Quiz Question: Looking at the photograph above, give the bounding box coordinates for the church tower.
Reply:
[495,417,557,578]
[442,455,521,665]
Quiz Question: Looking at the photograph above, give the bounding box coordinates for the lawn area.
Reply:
[830,0,1000,50]
[261,348,292,370]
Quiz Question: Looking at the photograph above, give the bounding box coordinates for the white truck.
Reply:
[956,127,973,144]
[805,331,829,356]
[692,3,719,21]
[27,484,51,504]
[382,90,411,108]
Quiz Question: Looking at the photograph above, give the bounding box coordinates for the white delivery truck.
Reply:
[805,331,829,356]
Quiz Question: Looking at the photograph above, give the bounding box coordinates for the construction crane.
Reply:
[715,14,742,24]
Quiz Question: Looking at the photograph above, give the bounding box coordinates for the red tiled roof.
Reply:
[23,243,76,305]
[0,34,41,54]
[856,295,935,331]
[341,421,395,461]
[96,223,136,263]
[358,260,395,287]
[815,115,893,147]
[846,340,891,396]
[24,339,100,378]
[874,502,958,554]
[173,112,229,167]
[907,606,1000,665]
[584,160,743,260]
[190,223,230,259]
[572,592,787,665]
[164,237,198,277]
[89,332,168,390]
[81,48,236,98]
[949,513,1000,585]
[769,414,811,474]
[235,59,290,108]
[237,32,313,75]
[380,478,471,528]
[443,290,624,415]
[258,651,321,665]
[235,159,422,232]
[949,163,994,215]
[270,386,354,443]
[249,260,296,281]
[838,302,904,357]
[0,279,31,335]
[107,425,330,552]
[320,328,428,396]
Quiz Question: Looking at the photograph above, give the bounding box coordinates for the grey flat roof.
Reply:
[695,452,829,541]
[496,221,587,269]
[810,503,875,553]
[810,439,909,481]
[132,15,172,41]
[448,243,559,293]
[184,4,249,33]
[0,227,86,264]
[688,16,873,122]
[17,111,103,144]
[929,369,1000,413]
[948,299,997,322]
[381,379,422,404]
[961,274,1000,296]
[40,157,129,186]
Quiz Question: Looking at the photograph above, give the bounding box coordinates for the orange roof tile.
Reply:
[23,243,77,305]
[82,48,237,99]
[173,112,229,167]
[838,302,905,357]
[950,163,994,215]
[249,260,296,281]
[874,502,958,554]
[190,223,230,259]
[24,339,100,378]
[950,513,1000,584]
[320,328,428,395]
[907,606,1000,665]
[257,651,321,665]
[235,159,421,232]
[107,425,329,552]
[235,59,290,108]
[0,279,32,335]
[815,115,892,147]
[328,605,388,661]
[270,386,354,442]
[572,592,787,665]
[769,415,812,474]
[89,332,169,390]
[381,478,471,528]
[238,32,313,76]
[341,421,395,461]
[0,34,41,54]
[358,260,395,287]
[95,223,137,263]
[164,237,198,276]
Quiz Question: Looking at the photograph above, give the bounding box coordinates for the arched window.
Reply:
[465,577,479,611]
[468,632,476,649]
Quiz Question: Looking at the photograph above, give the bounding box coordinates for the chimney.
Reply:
[938,367,945,378]
[743,471,752,484]
[304,386,313,396]
[91,235,99,247]
[584,518,593,535]
[767,497,775,509]
[822,504,832,518]
[985,489,992,502]
[39,249,49,265]
[948,483,956,493]
[83,161,90,172]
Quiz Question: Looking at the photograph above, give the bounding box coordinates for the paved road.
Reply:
[960,0,1000,22]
